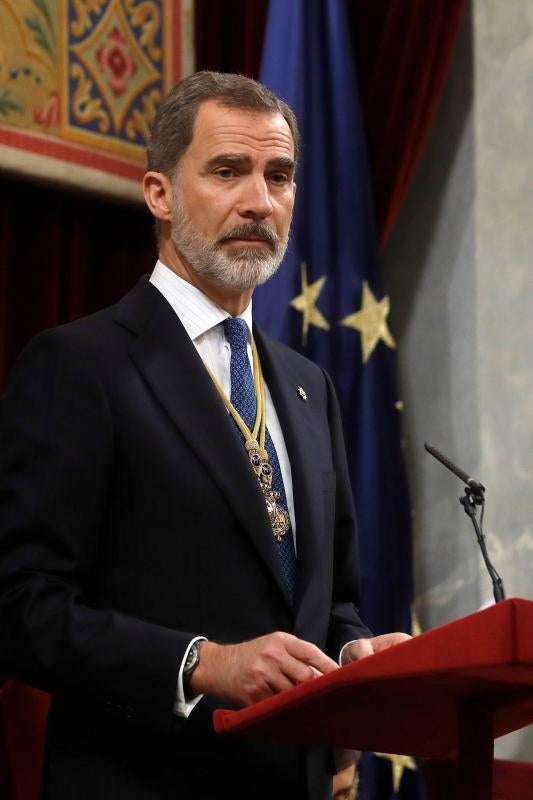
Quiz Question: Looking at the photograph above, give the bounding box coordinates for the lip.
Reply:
[224,237,270,246]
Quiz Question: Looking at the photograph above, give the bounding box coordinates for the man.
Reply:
[333,762,359,800]
[0,72,408,799]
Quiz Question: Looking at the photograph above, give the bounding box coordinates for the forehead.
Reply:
[186,99,295,161]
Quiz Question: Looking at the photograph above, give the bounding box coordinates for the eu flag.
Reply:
[257,1,425,797]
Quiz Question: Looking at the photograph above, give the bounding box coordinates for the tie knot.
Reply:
[223,317,249,352]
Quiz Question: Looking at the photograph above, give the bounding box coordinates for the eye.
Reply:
[214,167,237,179]
[269,172,291,185]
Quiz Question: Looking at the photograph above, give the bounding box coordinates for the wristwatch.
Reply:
[183,641,202,697]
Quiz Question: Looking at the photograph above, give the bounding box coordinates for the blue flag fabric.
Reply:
[258,1,425,798]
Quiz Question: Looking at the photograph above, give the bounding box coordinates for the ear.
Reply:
[143,171,174,221]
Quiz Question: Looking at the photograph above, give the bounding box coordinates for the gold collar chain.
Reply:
[203,335,291,541]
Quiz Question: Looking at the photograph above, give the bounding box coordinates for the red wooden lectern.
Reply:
[214,598,533,800]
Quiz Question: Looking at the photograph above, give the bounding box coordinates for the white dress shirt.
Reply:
[149,260,296,716]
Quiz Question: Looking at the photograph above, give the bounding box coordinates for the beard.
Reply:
[169,193,291,292]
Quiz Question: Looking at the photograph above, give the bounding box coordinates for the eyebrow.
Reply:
[203,153,295,172]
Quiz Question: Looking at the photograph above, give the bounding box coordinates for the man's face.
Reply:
[169,99,296,293]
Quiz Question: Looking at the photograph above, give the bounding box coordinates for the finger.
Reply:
[347,639,375,660]
[265,672,298,695]
[281,655,323,686]
[286,638,339,674]
[245,680,277,705]
[370,632,411,652]
[243,673,292,705]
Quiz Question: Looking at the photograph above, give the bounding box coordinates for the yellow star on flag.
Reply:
[375,753,418,793]
[290,262,330,345]
[340,280,396,363]
[411,608,423,638]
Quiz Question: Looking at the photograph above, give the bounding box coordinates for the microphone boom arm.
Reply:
[424,442,506,604]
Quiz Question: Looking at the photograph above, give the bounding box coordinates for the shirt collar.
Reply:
[149,259,253,342]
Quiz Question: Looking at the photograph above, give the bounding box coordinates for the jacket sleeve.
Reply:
[0,329,189,732]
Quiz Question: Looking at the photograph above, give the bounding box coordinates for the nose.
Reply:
[235,176,273,221]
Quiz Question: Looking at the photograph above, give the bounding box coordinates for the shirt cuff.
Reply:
[339,640,357,666]
[174,636,207,718]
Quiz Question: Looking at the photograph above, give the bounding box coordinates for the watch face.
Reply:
[184,643,199,675]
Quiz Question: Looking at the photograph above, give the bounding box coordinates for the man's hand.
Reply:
[342,632,411,664]
[189,632,338,706]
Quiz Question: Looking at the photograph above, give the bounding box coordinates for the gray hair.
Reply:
[147,70,299,177]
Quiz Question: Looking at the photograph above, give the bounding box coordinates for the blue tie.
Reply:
[223,317,297,602]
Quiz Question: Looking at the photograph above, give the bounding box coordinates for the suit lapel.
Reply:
[254,328,327,620]
[114,280,292,606]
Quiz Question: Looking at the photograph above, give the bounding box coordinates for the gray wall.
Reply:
[381,0,533,759]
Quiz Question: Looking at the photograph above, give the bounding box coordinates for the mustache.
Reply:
[217,223,279,250]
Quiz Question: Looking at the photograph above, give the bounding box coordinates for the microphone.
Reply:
[424,442,506,604]
[424,442,485,497]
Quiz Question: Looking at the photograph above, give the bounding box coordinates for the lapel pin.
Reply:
[297,386,307,401]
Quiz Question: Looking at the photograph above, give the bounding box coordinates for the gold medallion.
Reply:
[248,447,290,540]
[204,337,291,543]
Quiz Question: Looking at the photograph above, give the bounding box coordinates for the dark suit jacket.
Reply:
[0,278,371,799]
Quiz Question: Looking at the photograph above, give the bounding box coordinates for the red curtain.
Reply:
[0,177,154,390]
[350,0,468,247]
[195,0,269,78]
